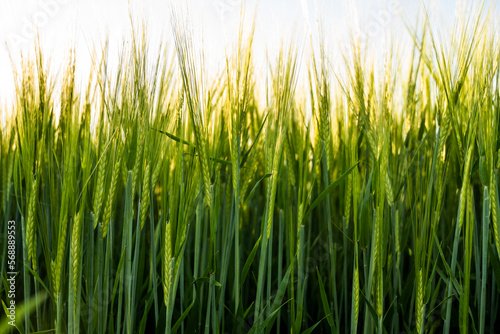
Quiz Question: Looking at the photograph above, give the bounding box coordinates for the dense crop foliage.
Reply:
[2,5,500,334]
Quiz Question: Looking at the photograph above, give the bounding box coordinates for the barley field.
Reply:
[1,2,500,333]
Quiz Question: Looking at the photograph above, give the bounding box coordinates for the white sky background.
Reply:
[0,0,498,123]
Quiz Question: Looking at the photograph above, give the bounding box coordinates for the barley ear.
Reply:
[163,220,172,308]
[26,176,39,270]
[70,209,83,308]
[93,149,108,229]
[140,160,151,230]
[490,172,500,256]
[416,268,424,334]
[102,150,122,239]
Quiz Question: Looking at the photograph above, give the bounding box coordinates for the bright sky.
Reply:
[0,0,497,120]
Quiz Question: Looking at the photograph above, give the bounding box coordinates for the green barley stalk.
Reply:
[102,140,123,238]
[93,139,109,229]
[140,145,151,230]
[351,245,360,333]
[53,194,69,297]
[170,7,212,209]
[492,172,500,256]
[163,219,172,319]
[70,209,84,308]
[444,133,475,333]
[132,126,145,200]
[26,174,39,270]
[416,268,424,334]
